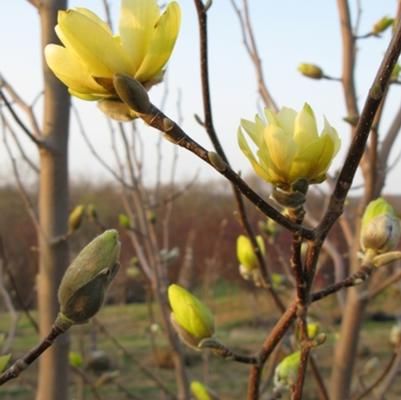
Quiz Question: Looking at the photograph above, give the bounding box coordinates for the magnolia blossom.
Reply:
[45,0,181,100]
[238,103,341,188]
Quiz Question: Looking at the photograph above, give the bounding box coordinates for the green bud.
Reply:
[86,204,98,221]
[372,16,394,35]
[236,235,265,272]
[274,351,301,390]
[168,284,215,348]
[361,198,400,254]
[69,351,84,368]
[97,99,137,122]
[57,230,120,328]
[118,213,131,229]
[0,354,11,373]
[297,63,323,79]
[113,74,151,115]
[208,151,227,172]
[68,205,86,233]
[190,381,212,400]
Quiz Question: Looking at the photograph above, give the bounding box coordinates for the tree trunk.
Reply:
[36,1,70,399]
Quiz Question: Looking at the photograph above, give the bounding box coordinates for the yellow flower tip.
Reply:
[168,284,214,347]
[236,235,265,272]
[297,63,323,79]
[190,381,211,400]
[238,104,340,189]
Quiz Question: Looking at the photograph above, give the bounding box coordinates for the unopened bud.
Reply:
[69,351,84,368]
[361,198,400,254]
[68,205,85,233]
[113,74,151,114]
[391,63,401,81]
[0,354,11,373]
[208,151,227,172]
[56,230,120,328]
[97,99,136,122]
[168,284,215,349]
[372,16,394,35]
[86,204,98,221]
[274,351,301,390]
[190,380,212,400]
[297,63,323,79]
[118,213,131,229]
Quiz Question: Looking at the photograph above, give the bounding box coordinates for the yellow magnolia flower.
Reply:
[238,103,341,189]
[45,0,181,101]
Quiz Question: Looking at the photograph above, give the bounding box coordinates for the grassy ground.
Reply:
[0,280,400,399]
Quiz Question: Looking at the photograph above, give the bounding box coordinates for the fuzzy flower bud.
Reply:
[190,381,212,400]
[274,351,301,390]
[168,284,215,348]
[57,230,120,328]
[238,103,341,189]
[297,63,323,79]
[68,204,86,233]
[372,16,394,35]
[361,198,400,254]
[237,235,266,286]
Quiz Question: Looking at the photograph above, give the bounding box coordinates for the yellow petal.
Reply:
[45,44,108,96]
[264,125,296,181]
[293,103,318,146]
[135,2,181,82]
[57,10,131,77]
[68,90,107,101]
[276,107,296,135]
[238,129,271,182]
[119,0,160,73]
[240,117,264,146]
[73,8,112,34]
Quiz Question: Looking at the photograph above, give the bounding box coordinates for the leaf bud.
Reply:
[372,16,394,35]
[274,351,301,390]
[68,205,86,233]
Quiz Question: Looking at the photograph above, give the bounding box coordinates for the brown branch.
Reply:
[0,324,66,385]
[0,87,44,148]
[317,16,401,241]
[247,301,298,400]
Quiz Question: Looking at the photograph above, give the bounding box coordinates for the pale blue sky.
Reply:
[1,1,400,194]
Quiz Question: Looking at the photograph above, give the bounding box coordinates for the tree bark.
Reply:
[36,1,70,399]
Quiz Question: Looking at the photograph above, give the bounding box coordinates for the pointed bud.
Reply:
[372,16,394,35]
[86,204,98,221]
[361,198,400,254]
[274,351,301,390]
[68,205,85,233]
[56,230,120,328]
[190,381,212,400]
[297,63,323,79]
[113,74,151,115]
[97,99,137,122]
[168,284,215,348]
[118,213,131,229]
[69,351,84,368]
[236,235,265,272]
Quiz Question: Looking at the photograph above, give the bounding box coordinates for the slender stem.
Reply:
[0,324,66,385]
